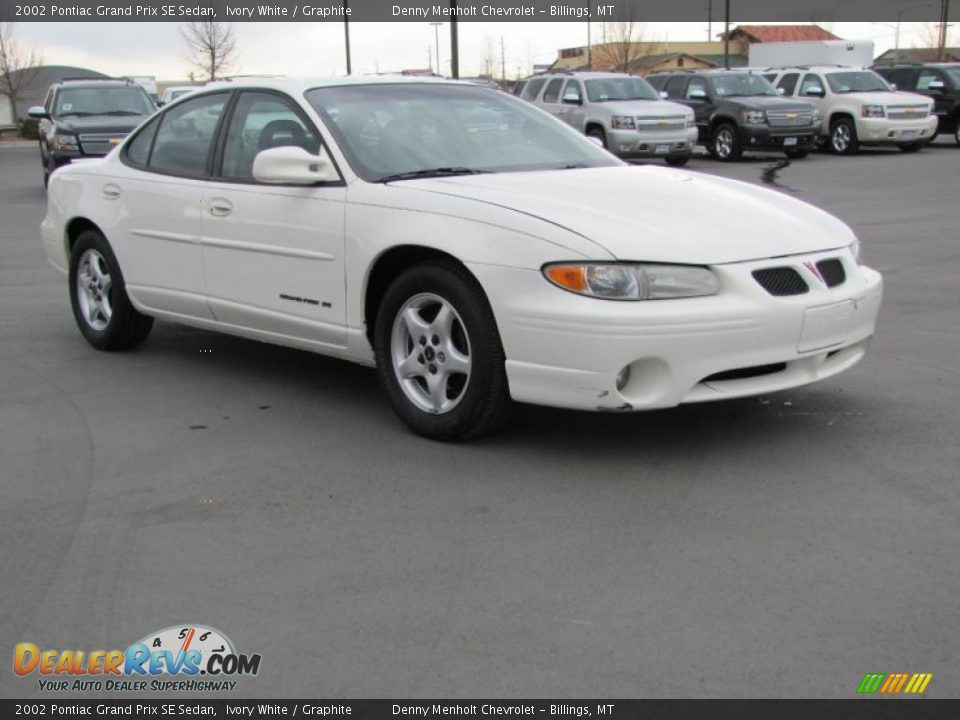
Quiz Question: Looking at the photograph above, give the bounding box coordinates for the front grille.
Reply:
[767,110,814,127]
[887,105,930,120]
[816,258,846,287]
[634,116,686,132]
[752,267,809,296]
[78,132,128,156]
[704,362,788,382]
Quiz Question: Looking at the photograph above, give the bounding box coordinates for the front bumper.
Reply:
[608,126,699,158]
[469,250,883,412]
[855,115,938,144]
[739,124,819,151]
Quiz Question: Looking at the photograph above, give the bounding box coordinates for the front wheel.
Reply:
[712,123,742,161]
[69,230,153,351]
[898,141,923,153]
[784,148,809,159]
[829,118,859,155]
[374,261,511,441]
[586,126,607,149]
[664,155,690,167]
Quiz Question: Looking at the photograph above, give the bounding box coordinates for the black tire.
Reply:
[955,123,960,146]
[897,141,923,153]
[712,123,742,161]
[784,148,809,159]
[42,149,53,188]
[664,155,690,167]
[373,260,511,441]
[829,117,859,155]
[69,229,153,351]
[586,126,607,149]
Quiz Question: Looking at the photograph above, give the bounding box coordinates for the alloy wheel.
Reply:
[832,124,851,153]
[715,128,734,159]
[390,293,472,414]
[76,248,113,331]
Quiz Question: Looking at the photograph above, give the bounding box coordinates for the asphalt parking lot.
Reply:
[1,139,958,699]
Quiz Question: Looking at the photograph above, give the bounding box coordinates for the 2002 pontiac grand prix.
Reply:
[41,77,883,440]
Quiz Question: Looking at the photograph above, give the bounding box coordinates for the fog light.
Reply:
[616,365,631,391]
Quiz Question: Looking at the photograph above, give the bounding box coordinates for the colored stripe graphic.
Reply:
[857,672,932,694]
[857,673,886,694]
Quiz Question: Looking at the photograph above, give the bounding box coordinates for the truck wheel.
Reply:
[829,118,859,155]
[784,148,809,159]
[586,126,607,149]
[664,155,689,167]
[374,260,512,441]
[897,142,923,153]
[69,230,154,351]
[712,123,742,161]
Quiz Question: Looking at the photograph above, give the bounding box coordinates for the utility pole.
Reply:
[723,0,730,69]
[430,22,442,75]
[501,36,506,81]
[343,0,351,75]
[707,0,712,40]
[587,8,592,70]
[428,45,432,73]
[938,0,951,61]
[450,0,459,78]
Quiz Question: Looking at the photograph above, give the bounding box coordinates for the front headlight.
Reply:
[543,263,720,301]
[861,105,885,118]
[849,238,863,265]
[812,109,822,124]
[53,134,78,151]
[611,115,636,130]
[742,110,766,124]
[684,114,696,128]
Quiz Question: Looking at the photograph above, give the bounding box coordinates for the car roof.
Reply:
[198,75,482,95]
[54,78,144,89]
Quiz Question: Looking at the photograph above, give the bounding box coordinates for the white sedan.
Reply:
[42,77,883,440]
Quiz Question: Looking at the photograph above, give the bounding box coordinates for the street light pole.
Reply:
[450,0,459,79]
[343,0,351,75]
[430,22,442,76]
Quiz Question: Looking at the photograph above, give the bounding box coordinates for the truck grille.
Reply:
[887,105,929,120]
[752,267,809,296]
[78,133,128,156]
[767,110,814,127]
[634,116,686,132]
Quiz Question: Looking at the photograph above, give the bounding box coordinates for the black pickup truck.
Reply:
[28,77,156,187]
[647,70,821,161]
[873,63,960,145]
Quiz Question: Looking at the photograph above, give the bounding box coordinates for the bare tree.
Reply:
[480,34,497,79]
[594,21,663,74]
[180,21,237,81]
[914,21,958,57]
[0,22,43,130]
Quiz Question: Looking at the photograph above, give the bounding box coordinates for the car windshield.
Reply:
[305,83,619,182]
[826,71,891,94]
[55,86,154,117]
[584,77,660,102]
[708,74,779,97]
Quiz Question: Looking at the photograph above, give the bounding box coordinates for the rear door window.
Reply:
[521,78,546,101]
[664,76,688,99]
[147,92,228,178]
[542,78,564,103]
[776,73,800,96]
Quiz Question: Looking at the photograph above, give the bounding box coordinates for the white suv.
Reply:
[519,72,698,166]
[763,66,937,154]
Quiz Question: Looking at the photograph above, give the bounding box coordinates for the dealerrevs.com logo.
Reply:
[13,625,261,692]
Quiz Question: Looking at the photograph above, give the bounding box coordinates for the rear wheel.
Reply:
[374,261,511,441]
[69,230,153,351]
[712,123,742,161]
[829,117,859,155]
[664,155,690,167]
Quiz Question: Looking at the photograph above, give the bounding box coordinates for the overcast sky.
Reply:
[12,21,955,80]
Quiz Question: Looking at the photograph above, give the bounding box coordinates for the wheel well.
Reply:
[829,111,855,128]
[585,122,605,136]
[65,217,103,257]
[363,246,466,345]
[710,116,735,131]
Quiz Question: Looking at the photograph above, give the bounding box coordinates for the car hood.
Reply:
[597,99,692,117]
[55,115,150,134]
[395,166,856,265]
[836,90,933,106]
[728,95,816,112]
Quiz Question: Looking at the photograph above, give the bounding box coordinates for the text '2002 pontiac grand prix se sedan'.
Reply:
[42,77,883,440]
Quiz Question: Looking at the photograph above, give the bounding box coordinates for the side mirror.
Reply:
[889,83,898,91]
[777,87,786,95]
[804,86,825,98]
[28,106,49,119]
[688,89,707,100]
[562,92,581,105]
[927,79,946,91]
[659,90,669,99]
[252,145,339,185]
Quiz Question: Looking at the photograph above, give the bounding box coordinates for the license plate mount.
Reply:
[783,137,798,147]
[655,144,670,154]
[798,300,855,352]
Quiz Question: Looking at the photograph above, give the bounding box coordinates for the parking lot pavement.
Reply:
[1,140,958,699]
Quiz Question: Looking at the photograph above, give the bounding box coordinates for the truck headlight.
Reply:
[611,116,636,130]
[812,109,822,125]
[684,114,696,128]
[543,263,720,301]
[52,134,78,151]
[861,105,885,119]
[742,110,766,124]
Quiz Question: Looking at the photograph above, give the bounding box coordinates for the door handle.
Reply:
[101,183,121,200]
[207,198,233,217]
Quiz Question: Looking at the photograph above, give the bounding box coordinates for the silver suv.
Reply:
[518,72,698,166]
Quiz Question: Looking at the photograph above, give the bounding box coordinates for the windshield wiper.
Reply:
[378,167,491,183]
[57,112,94,118]
[102,110,143,116]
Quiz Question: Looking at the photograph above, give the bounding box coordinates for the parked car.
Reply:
[28,77,156,187]
[761,66,937,154]
[159,85,198,106]
[648,70,821,161]
[873,62,960,145]
[41,77,882,440]
[518,71,697,166]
